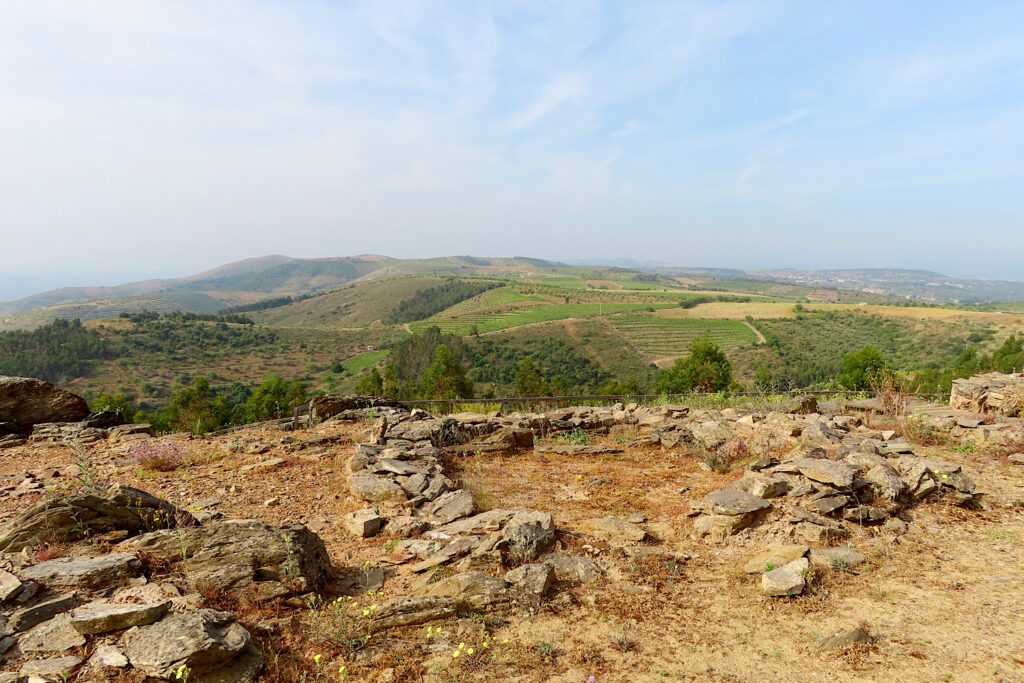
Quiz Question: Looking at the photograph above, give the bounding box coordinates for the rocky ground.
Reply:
[0,394,1023,682]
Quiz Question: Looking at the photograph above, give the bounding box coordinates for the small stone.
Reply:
[88,643,129,669]
[264,497,280,507]
[810,547,867,570]
[544,553,604,584]
[626,513,647,524]
[742,544,809,574]
[761,558,808,597]
[815,627,871,652]
[344,509,383,538]
[0,568,23,601]
[586,518,647,543]
[1008,453,1024,465]
[504,563,554,600]
[883,518,908,535]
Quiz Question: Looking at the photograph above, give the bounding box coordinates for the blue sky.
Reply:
[1,1,1022,298]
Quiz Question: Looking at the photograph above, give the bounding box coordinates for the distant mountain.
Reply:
[3,256,1022,331]
[0,255,566,330]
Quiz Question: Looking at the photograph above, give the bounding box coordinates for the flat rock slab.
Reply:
[348,473,407,503]
[419,571,508,609]
[816,627,872,652]
[19,615,86,653]
[742,544,809,574]
[20,553,141,589]
[792,458,855,488]
[70,600,169,635]
[19,655,83,680]
[370,596,461,631]
[544,553,604,584]
[701,490,772,515]
[8,592,80,633]
[810,547,867,570]
[585,518,647,543]
[428,490,475,525]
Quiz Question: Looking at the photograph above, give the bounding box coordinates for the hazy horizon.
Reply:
[2,252,1023,303]
[3,1,1023,296]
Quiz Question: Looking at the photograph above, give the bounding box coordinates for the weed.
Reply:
[610,631,639,652]
[129,439,186,472]
[536,640,557,658]
[49,440,110,499]
[557,428,592,445]
[951,443,977,454]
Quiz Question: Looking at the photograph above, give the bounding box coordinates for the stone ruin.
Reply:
[1,374,1021,679]
[950,372,1024,417]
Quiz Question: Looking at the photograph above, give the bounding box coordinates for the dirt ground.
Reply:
[2,416,1022,682]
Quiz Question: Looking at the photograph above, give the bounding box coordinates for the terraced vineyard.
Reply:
[410,302,675,335]
[434,286,542,317]
[609,315,758,358]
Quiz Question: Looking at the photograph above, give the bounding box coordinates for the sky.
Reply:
[2,0,1023,300]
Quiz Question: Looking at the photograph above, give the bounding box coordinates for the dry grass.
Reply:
[1,417,1023,681]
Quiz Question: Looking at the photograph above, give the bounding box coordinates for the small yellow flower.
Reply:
[313,654,322,664]
[363,610,370,616]
[459,642,465,649]
[467,648,474,655]
[503,639,509,644]
[453,651,460,659]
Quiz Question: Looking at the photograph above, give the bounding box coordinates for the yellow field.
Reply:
[654,302,798,320]
[808,303,1024,325]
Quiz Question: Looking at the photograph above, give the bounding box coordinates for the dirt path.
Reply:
[744,319,767,343]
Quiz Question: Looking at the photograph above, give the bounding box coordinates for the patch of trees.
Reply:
[912,335,1024,393]
[677,295,752,309]
[653,336,735,393]
[100,374,308,435]
[0,319,119,382]
[119,311,254,325]
[117,313,276,355]
[385,280,501,324]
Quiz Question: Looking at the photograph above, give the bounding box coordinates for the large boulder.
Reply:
[118,520,332,598]
[0,485,191,553]
[121,609,262,682]
[0,376,89,431]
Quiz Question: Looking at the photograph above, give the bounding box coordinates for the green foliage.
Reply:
[91,392,134,417]
[740,311,992,390]
[913,334,1024,392]
[385,280,500,324]
[839,345,889,390]
[419,344,474,399]
[513,357,548,397]
[245,375,308,422]
[0,318,118,382]
[356,367,384,396]
[653,335,733,393]
[163,376,228,435]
